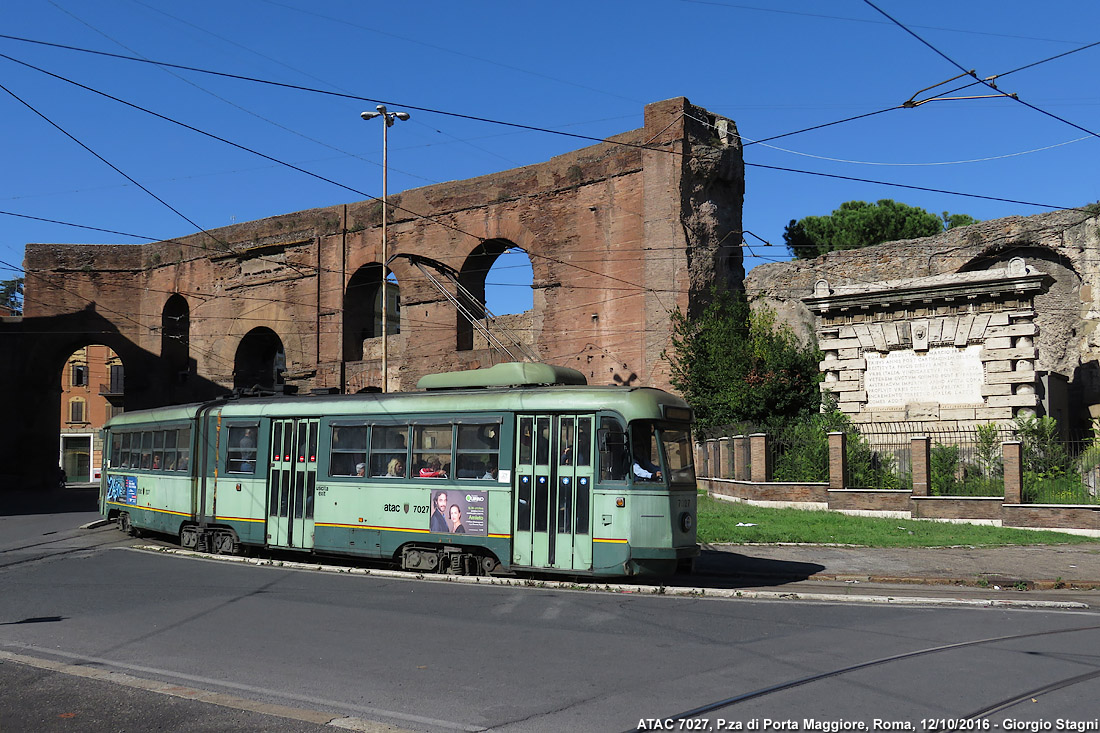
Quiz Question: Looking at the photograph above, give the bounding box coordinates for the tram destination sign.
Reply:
[863,345,984,407]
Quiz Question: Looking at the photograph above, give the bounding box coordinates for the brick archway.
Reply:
[20,97,745,412]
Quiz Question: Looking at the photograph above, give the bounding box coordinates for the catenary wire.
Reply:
[862,0,1100,142]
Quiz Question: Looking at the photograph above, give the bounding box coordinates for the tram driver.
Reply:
[631,428,662,482]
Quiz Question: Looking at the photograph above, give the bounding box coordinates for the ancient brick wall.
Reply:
[13,98,744,486]
[23,98,744,402]
[746,208,1100,430]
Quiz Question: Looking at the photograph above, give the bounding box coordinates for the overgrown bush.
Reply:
[1015,415,1100,504]
[928,437,1003,497]
[770,400,904,488]
[930,443,961,495]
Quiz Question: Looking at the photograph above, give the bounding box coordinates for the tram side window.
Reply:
[177,426,191,472]
[226,425,259,475]
[576,417,592,466]
[598,417,628,482]
[114,432,129,468]
[413,425,452,478]
[370,425,408,477]
[140,431,153,470]
[302,421,318,464]
[127,432,138,469]
[455,423,500,479]
[152,430,165,471]
[163,429,178,472]
[518,417,533,465]
[330,425,367,477]
[559,417,592,466]
[535,417,550,466]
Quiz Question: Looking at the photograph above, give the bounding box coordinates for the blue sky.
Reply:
[3,1,1099,315]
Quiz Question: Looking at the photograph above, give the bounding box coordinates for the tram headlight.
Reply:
[680,512,694,533]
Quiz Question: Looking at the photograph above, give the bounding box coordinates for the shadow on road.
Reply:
[657,548,826,590]
[1,486,100,517]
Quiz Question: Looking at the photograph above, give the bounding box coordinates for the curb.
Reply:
[808,572,1100,592]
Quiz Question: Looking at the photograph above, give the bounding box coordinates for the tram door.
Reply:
[267,418,319,550]
[513,414,593,571]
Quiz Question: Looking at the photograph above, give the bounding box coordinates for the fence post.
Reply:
[732,435,748,480]
[911,436,931,497]
[828,431,847,490]
[1003,441,1023,504]
[718,437,731,479]
[695,441,708,477]
[750,433,771,482]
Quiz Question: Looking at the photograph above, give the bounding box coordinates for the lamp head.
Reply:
[360,111,381,121]
[395,112,410,121]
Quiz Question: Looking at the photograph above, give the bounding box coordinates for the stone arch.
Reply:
[54,337,130,482]
[457,238,520,352]
[343,263,400,361]
[960,246,1082,373]
[486,248,534,315]
[8,308,230,488]
[962,245,1088,430]
[234,327,286,390]
[161,293,190,377]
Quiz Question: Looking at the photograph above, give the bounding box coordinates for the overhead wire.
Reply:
[0,33,1085,224]
[0,49,685,305]
[861,0,1100,142]
[7,8,1094,391]
[0,33,665,153]
[3,18,1097,348]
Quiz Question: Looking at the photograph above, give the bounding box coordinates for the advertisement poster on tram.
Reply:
[430,490,488,536]
[107,475,138,505]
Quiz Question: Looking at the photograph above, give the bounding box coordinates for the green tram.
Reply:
[99,363,699,577]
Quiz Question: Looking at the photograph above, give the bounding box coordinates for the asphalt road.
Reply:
[3,489,1100,731]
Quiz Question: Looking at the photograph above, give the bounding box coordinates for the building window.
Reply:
[109,364,125,393]
[69,398,85,424]
[71,364,88,388]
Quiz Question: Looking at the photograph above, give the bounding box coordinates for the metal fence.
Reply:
[1016,431,1100,504]
[858,423,1014,496]
[750,420,1100,503]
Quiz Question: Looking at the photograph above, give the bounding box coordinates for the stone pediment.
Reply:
[803,258,1052,315]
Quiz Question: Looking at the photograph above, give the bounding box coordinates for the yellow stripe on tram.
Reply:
[107,502,192,519]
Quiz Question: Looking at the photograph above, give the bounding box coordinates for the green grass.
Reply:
[698,494,1100,548]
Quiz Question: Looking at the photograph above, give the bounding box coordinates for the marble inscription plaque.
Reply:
[863,345,983,407]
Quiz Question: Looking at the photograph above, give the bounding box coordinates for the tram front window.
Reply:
[630,422,663,483]
[659,426,695,484]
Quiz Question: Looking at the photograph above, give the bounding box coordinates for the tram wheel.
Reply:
[180,525,198,550]
[119,513,140,537]
[481,555,500,575]
[212,530,239,556]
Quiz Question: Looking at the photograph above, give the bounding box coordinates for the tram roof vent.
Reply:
[417,362,588,391]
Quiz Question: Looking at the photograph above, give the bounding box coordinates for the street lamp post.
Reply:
[360,104,409,393]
